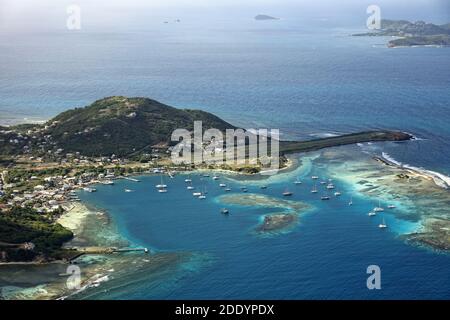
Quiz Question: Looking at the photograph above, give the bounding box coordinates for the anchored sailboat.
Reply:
[374,200,384,212]
[379,217,387,229]
[155,175,167,189]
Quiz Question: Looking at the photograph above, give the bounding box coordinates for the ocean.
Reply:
[1,12,450,299]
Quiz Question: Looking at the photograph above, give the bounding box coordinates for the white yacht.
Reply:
[334,191,341,196]
[379,218,388,229]
[124,189,133,193]
[311,176,319,180]
[83,187,96,193]
[388,204,396,209]
[155,175,167,189]
[193,192,202,197]
[219,183,227,187]
[368,211,377,217]
[158,188,168,193]
[311,183,318,193]
[198,194,206,199]
[373,201,384,212]
[326,184,335,189]
[212,176,219,180]
[102,180,114,185]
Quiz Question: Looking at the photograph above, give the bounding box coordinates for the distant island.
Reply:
[353,19,450,47]
[254,14,279,21]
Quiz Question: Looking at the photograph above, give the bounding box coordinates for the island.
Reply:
[256,214,297,233]
[218,193,308,234]
[0,96,413,262]
[254,14,279,21]
[353,19,450,47]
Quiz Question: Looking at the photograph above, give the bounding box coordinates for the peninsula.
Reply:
[353,19,450,47]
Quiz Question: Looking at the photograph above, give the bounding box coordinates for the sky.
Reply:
[0,0,449,31]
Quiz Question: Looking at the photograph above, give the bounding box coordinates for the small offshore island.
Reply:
[218,193,310,234]
[254,14,280,21]
[353,19,450,47]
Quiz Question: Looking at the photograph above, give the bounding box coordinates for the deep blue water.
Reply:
[1,17,450,175]
[1,11,450,299]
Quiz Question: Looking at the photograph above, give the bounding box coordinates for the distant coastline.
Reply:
[353,19,450,47]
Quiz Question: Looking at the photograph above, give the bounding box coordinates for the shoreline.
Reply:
[376,152,450,189]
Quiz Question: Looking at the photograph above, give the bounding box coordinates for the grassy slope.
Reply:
[279,131,412,154]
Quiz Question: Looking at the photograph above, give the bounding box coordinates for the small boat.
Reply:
[311,176,319,180]
[193,192,202,197]
[294,178,302,185]
[311,182,318,193]
[379,218,388,229]
[387,205,396,209]
[368,211,377,217]
[334,191,341,197]
[260,186,268,189]
[220,208,229,215]
[203,174,210,177]
[225,188,232,192]
[158,189,168,193]
[283,188,293,196]
[373,201,384,212]
[219,183,227,188]
[348,196,353,206]
[102,180,114,185]
[187,186,195,190]
[212,176,219,180]
[198,194,206,200]
[321,195,330,200]
[326,184,335,190]
[320,181,326,185]
[155,175,167,189]
[184,178,192,183]
[124,189,133,193]
[83,187,96,193]
[242,188,248,193]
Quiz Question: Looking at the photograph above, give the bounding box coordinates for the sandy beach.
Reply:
[57,202,94,235]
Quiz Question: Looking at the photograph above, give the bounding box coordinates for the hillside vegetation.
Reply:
[46,96,235,157]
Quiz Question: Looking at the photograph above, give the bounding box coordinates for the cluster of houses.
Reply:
[0,169,121,214]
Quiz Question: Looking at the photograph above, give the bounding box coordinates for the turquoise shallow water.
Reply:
[77,149,450,299]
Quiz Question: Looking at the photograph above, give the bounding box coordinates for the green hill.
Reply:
[46,96,235,157]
